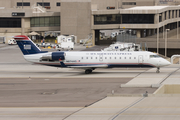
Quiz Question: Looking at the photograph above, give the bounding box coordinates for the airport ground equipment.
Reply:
[56,35,76,51]
[8,39,17,45]
[171,55,180,64]
[103,42,141,51]
[111,31,119,38]
[82,33,92,46]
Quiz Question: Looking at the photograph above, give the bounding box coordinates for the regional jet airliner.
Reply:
[14,35,171,74]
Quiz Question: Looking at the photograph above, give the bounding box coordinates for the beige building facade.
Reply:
[0,0,180,56]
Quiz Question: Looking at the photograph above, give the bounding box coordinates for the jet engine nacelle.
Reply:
[52,52,65,60]
[41,52,65,61]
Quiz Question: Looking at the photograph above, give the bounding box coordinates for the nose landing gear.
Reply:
[156,67,160,73]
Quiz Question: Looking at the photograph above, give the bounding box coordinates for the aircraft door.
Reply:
[99,54,103,62]
[138,55,143,64]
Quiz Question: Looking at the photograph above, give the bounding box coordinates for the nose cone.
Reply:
[162,60,171,66]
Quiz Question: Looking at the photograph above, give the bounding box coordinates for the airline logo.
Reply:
[24,45,31,50]
[66,60,80,62]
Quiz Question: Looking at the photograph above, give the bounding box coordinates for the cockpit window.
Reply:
[150,55,160,58]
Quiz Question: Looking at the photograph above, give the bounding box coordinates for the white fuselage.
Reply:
[23,51,170,68]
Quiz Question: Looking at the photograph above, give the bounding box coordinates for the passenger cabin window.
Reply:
[82,57,83,59]
[150,55,160,58]
[86,57,88,59]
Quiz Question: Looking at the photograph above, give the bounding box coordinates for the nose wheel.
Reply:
[85,69,92,74]
[156,67,160,73]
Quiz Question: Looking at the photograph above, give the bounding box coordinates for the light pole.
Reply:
[165,29,170,57]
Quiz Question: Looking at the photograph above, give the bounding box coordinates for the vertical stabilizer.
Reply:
[14,35,47,55]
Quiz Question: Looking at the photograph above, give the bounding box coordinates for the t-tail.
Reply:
[14,35,47,55]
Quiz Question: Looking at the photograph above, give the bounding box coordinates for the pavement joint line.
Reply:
[110,97,145,120]
[159,68,180,84]
[62,106,86,120]
[62,96,107,120]
[133,69,149,78]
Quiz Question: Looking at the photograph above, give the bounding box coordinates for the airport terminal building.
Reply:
[0,0,180,56]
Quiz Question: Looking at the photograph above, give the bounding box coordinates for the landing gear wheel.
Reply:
[85,69,92,74]
[156,67,160,73]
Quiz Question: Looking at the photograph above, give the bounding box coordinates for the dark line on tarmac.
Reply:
[111,97,145,120]
[63,97,107,120]
[160,68,180,84]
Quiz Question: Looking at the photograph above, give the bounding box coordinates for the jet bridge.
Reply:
[171,55,180,64]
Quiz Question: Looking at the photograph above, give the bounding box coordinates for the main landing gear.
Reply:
[156,67,160,73]
[85,69,92,74]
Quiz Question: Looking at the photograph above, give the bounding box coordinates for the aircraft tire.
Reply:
[156,67,160,73]
[85,69,92,74]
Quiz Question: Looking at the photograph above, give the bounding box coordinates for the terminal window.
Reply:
[0,18,21,28]
[122,14,154,24]
[122,2,136,5]
[37,2,50,6]
[159,13,162,22]
[165,11,167,20]
[172,10,174,18]
[94,15,121,25]
[30,16,60,27]
[57,2,61,6]
[17,2,30,6]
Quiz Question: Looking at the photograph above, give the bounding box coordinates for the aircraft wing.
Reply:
[68,64,108,68]
[60,62,108,69]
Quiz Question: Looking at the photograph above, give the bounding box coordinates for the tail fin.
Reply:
[14,35,47,55]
